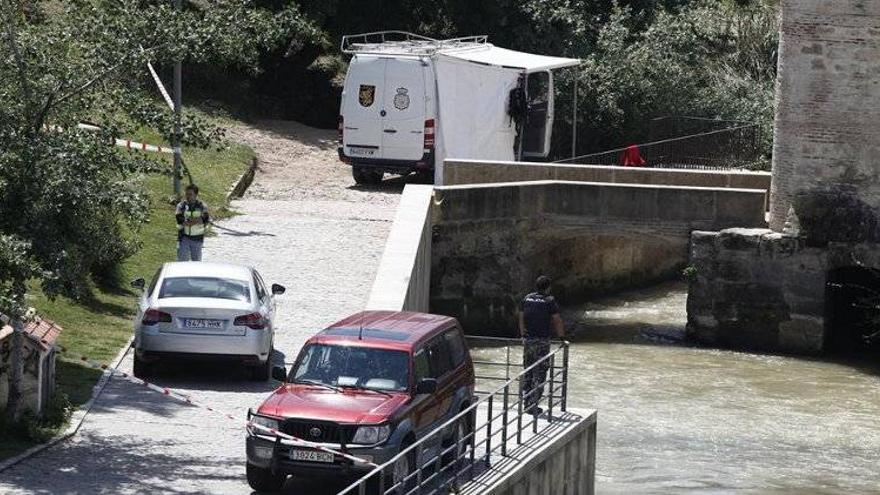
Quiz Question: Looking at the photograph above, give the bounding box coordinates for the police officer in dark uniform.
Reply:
[518,275,564,415]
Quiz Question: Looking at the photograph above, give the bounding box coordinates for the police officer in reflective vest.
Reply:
[518,275,564,415]
[175,184,210,261]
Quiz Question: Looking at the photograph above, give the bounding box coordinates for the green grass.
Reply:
[1,124,254,461]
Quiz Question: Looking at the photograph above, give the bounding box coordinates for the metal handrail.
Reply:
[337,337,570,495]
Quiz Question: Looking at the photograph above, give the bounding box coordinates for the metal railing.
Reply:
[556,123,766,170]
[337,337,570,495]
[341,31,488,56]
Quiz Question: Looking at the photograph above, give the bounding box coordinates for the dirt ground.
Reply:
[224,119,419,205]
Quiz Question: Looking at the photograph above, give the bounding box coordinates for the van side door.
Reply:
[380,58,427,161]
[342,56,385,160]
[521,71,554,159]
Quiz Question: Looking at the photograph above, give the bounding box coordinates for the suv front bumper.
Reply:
[246,434,398,478]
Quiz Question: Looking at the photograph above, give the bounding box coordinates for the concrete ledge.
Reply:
[443,159,771,196]
[226,156,258,201]
[365,184,434,312]
[461,408,597,495]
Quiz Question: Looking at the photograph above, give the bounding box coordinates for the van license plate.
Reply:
[348,147,376,157]
[183,319,223,329]
[290,449,334,463]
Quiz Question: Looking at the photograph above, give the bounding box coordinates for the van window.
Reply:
[426,336,453,377]
[444,328,467,368]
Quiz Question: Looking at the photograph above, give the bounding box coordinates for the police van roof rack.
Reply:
[341,30,488,56]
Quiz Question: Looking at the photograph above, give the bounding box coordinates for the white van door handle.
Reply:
[383,129,397,134]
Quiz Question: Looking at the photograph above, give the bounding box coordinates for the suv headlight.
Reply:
[248,414,280,437]
[352,424,391,445]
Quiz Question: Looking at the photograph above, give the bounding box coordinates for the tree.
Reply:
[0,0,319,421]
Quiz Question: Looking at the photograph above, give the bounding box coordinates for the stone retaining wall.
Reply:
[432,181,767,334]
[687,228,880,353]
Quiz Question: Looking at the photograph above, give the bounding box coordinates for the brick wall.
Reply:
[769,0,880,235]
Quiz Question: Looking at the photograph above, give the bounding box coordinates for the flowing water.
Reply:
[477,282,880,494]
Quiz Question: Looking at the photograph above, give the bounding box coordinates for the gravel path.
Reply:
[0,120,405,494]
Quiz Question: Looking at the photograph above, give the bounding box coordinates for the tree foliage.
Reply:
[0,0,318,317]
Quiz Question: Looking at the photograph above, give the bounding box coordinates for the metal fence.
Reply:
[556,119,766,171]
[337,337,570,495]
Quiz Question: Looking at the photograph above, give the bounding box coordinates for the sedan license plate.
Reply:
[183,319,223,329]
[290,449,334,463]
[347,147,376,157]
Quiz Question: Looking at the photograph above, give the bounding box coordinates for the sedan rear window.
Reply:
[293,344,410,392]
[158,277,251,302]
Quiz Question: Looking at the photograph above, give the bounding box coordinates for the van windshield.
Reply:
[292,344,409,392]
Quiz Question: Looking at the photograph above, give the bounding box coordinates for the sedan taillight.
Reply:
[142,308,172,326]
[234,313,267,330]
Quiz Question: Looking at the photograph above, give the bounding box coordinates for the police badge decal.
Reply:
[359,85,375,107]
[393,87,410,110]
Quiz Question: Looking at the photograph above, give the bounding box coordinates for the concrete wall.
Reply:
[769,1,880,234]
[687,228,880,354]
[365,184,433,312]
[432,181,768,334]
[443,159,771,193]
[479,410,597,495]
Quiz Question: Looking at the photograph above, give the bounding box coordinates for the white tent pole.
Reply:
[572,72,578,159]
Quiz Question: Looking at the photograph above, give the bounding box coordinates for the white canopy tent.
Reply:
[441,45,580,73]
[433,45,581,184]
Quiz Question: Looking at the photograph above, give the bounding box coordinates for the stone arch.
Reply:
[825,266,880,354]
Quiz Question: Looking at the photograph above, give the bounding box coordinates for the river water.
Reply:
[480,282,880,494]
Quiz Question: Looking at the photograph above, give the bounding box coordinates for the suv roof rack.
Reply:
[341,30,488,56]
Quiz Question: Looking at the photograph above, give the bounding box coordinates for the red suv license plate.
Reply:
[290,449,334,463]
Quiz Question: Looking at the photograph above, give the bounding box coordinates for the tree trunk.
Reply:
[5,317,25,422]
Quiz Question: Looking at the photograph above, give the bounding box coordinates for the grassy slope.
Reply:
[0,126,254,460]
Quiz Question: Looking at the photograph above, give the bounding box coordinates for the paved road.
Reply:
[0,121,410,494]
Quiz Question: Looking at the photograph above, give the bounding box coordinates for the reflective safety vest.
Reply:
[178,202,207,238]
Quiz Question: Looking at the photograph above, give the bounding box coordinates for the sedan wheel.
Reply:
[249,348,273,381]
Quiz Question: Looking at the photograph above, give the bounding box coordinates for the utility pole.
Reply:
[172,0,182,198]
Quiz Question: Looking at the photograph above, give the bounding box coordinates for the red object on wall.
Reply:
[620,145,646,167]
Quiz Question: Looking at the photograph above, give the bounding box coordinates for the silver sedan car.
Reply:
[131,262,285,380]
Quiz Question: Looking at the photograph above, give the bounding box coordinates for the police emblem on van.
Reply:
[393,87,410,110]
[359,85,375,107]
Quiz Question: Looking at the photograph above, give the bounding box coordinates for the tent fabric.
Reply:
[440,45,580,73]
[433,56,521,184]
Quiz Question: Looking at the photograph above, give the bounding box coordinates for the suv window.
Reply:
[426,336,453,378]
[414,349,431,383]
[444,328,467,368]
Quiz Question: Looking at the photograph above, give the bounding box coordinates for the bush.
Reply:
[0,392,72,444]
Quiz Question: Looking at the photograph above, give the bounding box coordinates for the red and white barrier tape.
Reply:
[46,340,377,467]
[47,123,179,155]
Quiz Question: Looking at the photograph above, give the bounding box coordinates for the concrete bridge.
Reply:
[368,159,770,334]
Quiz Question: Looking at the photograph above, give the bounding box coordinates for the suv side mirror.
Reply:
[131,278,146,290]
[271,284,286,295]
[272,365,288,382]
[415,378,437,395]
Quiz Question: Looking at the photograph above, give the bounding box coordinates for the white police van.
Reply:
[337,31,580,185]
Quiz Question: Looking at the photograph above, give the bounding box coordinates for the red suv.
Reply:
[245,311,475,492]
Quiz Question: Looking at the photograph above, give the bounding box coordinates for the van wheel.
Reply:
[246,462,285,492]
[353,167,383,185]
